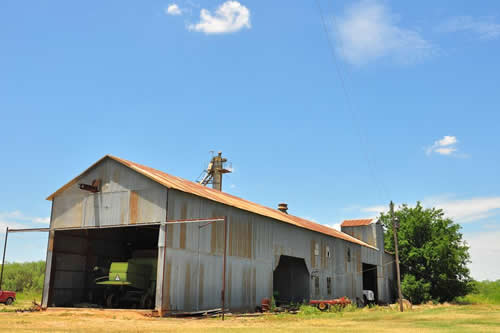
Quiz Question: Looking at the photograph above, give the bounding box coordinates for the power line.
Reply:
[313,0,390,204]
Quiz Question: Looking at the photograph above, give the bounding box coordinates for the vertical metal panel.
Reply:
[52,194,84,228]
[156,223,166,311]
[50,231,89,306]
[52,158,167,229]
[82,191,129,227]
[198,253,223,310]
[382,251,396,303]
[131,187,167,225]
[343,225,377,248]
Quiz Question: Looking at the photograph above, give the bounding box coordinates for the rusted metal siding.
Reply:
[160,189,391,312]
[51,158,167,229]
[341,222,395,303]
[381,251,396,302]
[162,189,274,312]
[342,224,377,248]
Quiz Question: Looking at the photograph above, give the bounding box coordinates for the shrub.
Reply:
[457,280,500,305]
[401,274,431,304]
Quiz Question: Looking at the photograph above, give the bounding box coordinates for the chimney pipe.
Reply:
[278,203,288,214]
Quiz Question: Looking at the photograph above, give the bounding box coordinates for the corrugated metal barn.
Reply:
[41,155,396,314]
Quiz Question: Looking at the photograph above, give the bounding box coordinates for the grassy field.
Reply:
[1,298,500,332]
[1,282,499,332]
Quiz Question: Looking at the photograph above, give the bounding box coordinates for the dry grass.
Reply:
[1,303,500,332]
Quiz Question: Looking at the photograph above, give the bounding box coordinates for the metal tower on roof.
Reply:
[198,151,232,191]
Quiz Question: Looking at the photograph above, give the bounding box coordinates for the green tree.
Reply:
[1,261,45,292]
[380,202,472,304]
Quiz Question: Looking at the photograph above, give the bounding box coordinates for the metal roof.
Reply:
[47,155,376,249]
[341,219,375,227]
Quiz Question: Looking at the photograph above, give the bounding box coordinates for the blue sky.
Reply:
[1,0,499,280]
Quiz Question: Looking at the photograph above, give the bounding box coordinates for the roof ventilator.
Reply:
[278,203,288,214]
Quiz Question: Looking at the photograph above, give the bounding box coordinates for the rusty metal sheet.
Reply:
[343,224,380,249]
[341,219,374,227]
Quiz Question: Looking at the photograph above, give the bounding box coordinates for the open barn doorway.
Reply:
[273,255,310,305]
[362,263,378,304]
[47,225,159,309]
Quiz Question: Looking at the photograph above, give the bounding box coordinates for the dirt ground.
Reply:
[1,303,499,332]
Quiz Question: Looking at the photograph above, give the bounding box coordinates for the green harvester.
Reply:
[96,257,157,309]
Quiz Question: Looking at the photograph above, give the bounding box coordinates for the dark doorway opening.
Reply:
[273,255,310,305]
[48,225,159,309]
[362,263,378,304]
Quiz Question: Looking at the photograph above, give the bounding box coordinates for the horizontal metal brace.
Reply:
[7,228,50,233]
[27,218,228,232]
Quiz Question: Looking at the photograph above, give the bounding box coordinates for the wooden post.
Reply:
[390,201,404,312]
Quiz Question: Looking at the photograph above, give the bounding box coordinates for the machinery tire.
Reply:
[5,297,14,306]
[317,302,329,312]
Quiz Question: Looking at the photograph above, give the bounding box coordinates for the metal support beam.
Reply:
[0,227,9,290]
[222,216,227,321]
[42,230,55,308]
[8,228,50,233]
[156,223,166,312]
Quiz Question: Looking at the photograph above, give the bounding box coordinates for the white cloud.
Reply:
[437,135,457,146]
[357,195,500,224]
[0,210,24,219]
[426,135,461,156]
[166,4,182,16]
[361,205,387,214]
[188,1,251,34]
[333,0,434,65]
[0,210,50,231]
[330,223,341,231]
[464,230,500,280]
[434,147,457,155]
[0,220,27,232]
[438,16,500,40]
[33,217,50,224]
[424,196,500,223]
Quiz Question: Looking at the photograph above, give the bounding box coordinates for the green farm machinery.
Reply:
[95,256,157,309]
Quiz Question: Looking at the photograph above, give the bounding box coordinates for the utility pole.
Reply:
[390,201,404,312]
